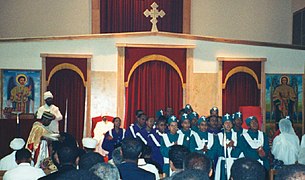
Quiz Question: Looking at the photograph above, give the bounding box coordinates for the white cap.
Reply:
[44,91,53,100]
[82,137,98,149]
[10,138,25,150]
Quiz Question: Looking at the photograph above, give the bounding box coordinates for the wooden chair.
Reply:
[269,169,277,180]
[91,116,114,137]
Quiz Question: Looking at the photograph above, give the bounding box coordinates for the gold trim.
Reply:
[1,32,304,50]
[125,54,184,88]
[222,66,261,89]
[217,57,267,62]
[41,53,92,59]
[47,63,86,86]
[116,43,196,49]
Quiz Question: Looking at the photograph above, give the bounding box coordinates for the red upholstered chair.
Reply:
[239,106,263,130]
[91,116,114,137]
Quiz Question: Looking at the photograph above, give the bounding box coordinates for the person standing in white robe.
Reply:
[36,91,63,133]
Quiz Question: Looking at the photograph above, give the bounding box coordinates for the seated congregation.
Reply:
[1,103,305,180]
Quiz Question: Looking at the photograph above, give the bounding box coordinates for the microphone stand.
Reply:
[12,111,22,137]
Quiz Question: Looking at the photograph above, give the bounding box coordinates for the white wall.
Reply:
[292,0,305,12]
[0,0,91,38]
[0,0,301,45]
[1,34,305,73]
[191,0,292,44]
[1,34,305,117]
[0,36,305,73]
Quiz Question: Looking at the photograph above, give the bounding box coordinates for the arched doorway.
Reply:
[222,72,260,113]
[41,53,92,139]
[125,60,183,127]
[48,69,85,143]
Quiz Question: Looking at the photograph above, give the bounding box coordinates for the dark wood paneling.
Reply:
[0,118,36,158]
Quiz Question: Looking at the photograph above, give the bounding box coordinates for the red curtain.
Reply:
[100,0,183,33]
[222,72,260,114]
[125,61,183,128]
[48,69,85,144]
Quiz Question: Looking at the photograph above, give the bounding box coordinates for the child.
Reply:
[215,113,242,180]
[160,116,184,176]
[189,111,199,133]
[102,117,125,160]
[189,116,219,162]
[137,116,164,172]
[178,113,198,150]
[232,111,247,137]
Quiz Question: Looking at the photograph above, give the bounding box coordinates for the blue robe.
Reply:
[136,128,164,171]
[102,128,125,159]
[146,129,164,172]
[125,123,144,139]
[239,130,270,170]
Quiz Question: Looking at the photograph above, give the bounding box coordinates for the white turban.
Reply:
[10,138,25,150]
[82,137,98,149]
[44,91,53,100]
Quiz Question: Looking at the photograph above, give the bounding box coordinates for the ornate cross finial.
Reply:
[143,2,165,32]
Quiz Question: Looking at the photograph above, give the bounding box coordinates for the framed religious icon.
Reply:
[1,69,41,118]
[265,74,303,139]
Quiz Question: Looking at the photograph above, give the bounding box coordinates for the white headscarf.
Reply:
[301,134,305,148]
[298,134,305,165]
[272,118,300,165]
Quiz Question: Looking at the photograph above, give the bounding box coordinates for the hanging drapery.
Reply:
[124,47,186,128]
[221,61,261,114]
[125,61,183,128]
[100,0,183,33]
[48,69,85,144]
[222,72,260,114]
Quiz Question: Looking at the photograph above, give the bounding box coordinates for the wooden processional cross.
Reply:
[143,2,166,32]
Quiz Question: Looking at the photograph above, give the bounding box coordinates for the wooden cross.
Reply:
[143,2,166,32]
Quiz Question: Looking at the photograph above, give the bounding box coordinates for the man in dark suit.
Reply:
[117,138,155,180]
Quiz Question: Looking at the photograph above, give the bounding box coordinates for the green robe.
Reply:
[215,130,242,180]
[189,130,219,162]
[233,127,248,138]
[160,132,184,176]
[191,126,199,133]
[239,130,270,170]
[179,129,197,150]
